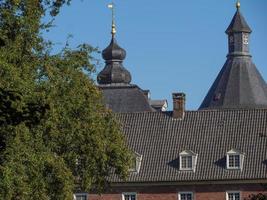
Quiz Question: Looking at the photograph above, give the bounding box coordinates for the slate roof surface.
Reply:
[110,109,267,183]
[99,84,154,113]
[97,37,131,85]
[226,9,252,34]
[199,57,267,110]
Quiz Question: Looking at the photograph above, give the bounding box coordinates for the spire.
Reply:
[199,3,267,110]
[108,3,116,37]
[226,2,252,57]
[236,0,241,10]
[97,3,131,85]
[226,1,251,34]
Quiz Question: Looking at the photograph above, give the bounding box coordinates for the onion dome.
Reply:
[97,3,131,85]
[97,37,132,85]
[102,37,126,61]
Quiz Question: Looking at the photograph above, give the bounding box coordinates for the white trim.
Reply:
[178,192,194,200]
[129,152,142,173]
[226,149,245,170]
[226,191,241,200]
[122,192,137,200]
[73,193,88,200]
[179,150,198,172]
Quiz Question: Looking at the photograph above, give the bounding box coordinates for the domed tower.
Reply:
[97,28,131,84]
[199,1,267,110]
[97,3,154,113]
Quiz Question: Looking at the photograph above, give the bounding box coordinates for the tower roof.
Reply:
[97,3,131,85]
[97,3,154,113]
[199,58,267,110]
[97,37,132,85]
[199,4,267,110]
[226,8,252,34]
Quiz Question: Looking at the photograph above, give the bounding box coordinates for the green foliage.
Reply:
[0,0,132,199]
[246,193,267,200]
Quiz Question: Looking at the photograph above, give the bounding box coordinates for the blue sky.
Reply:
[44,0,267,110]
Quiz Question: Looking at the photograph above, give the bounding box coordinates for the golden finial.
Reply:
[236,0,241,9]
[108,2,116,37]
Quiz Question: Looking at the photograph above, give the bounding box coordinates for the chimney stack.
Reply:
[172,93,186,119]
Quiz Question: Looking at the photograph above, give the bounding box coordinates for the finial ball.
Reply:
[236,1,241,9]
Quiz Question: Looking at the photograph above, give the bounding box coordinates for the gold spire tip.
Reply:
[108,3,116,37]
[236,0,241,9]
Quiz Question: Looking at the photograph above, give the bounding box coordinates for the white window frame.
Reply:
[179,150,198,172]
[243,34,249,45]
[226,191,241,200]
[73,193,88,200]
[122,192,137,200]
[178,192,194,200]
[129,152,142,173]
[226,149,245,170]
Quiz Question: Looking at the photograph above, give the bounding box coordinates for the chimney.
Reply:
[172,93,186,119]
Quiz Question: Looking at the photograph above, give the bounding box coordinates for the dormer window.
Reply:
[179,150,198,171]
[226,149,245,170]
[129,152,142,173]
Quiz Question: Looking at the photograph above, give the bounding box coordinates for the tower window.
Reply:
[243,34,249,44]
[229,35,234,43]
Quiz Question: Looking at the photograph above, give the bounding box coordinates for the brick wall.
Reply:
[89,183,267,200]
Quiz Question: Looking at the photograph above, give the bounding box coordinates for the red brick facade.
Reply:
[89,183,267,200]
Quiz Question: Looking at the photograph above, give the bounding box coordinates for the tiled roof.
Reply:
[226,9,252,34]
[111,109,267,183]
[200,7,267,110]
[99,84,154,113]
[199,57,267,110]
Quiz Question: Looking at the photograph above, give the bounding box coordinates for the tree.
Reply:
[0,1,132,199]
[246,193,267,200]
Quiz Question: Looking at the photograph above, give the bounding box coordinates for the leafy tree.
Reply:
[246,193,267,200]
[0,0,132,199]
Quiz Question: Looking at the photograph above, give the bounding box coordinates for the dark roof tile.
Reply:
[110,109,267,183]
[99,84,154,113]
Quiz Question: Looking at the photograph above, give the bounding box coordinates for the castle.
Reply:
[75,2,267,200]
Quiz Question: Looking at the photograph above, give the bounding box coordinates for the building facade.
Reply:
[75,2,267,200]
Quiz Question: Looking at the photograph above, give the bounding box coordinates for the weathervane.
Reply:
[108,2,116,37]
[236,0,241,9]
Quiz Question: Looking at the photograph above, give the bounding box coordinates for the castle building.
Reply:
[75,2,267,200]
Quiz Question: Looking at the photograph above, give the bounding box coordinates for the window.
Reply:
[243,34,249,45]
[179,192,194,200]
[129,152,142,173]
[179,150,198,171]
[226,191,240,200]
[228,155,240,168]
[74,193,88,200]
[181,156,193,169]
[122,193,136,200]
[226,149,244,170]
